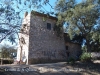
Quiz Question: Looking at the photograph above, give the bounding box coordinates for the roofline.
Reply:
[31,11,58,21]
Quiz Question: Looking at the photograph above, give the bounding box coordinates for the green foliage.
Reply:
[53,24,63,37]
[55,0,76,12]
[80,52,91,62]
[68,57,75,65]
[82,46,87,52]
[1,49,10,58]
[92,31,100,42]
[0,46,17,58]
[55,0,100,51]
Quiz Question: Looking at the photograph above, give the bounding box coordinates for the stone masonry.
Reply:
[65,42,81,60]
[17,11,67,64]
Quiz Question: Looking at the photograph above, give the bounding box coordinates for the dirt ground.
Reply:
[0,60,100,75]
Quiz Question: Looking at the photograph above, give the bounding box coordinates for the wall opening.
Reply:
[67,52,70,57]
[47,23,51,30]
[66,46,68,50]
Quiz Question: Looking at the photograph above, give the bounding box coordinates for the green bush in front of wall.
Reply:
[80,52,91,62]
[67,57,76,65]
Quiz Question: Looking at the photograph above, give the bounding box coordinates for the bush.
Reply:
[3,60,13,64]
[67,57,76,65]
[80,52,91,62]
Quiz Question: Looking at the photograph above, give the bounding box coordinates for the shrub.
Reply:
[3,60,13,64]
[67,57,76,65]
[80,52,91,62]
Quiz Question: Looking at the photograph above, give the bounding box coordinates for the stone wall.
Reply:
[28,12,67,64]
[65,42,81,60]
[17,13,30,64]
[17,12,67,64]
[17,11,81,64]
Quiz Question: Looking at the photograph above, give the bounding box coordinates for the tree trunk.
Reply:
[86,39,91,52]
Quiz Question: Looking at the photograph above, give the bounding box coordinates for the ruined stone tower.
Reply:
[17,11,67,64]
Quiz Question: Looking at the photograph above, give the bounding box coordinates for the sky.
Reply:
[39,0,82,14]
[0,0,83,47]
[44,0,82,11]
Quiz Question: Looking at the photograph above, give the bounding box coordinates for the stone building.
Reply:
[64,33,82,60]
[17,11,67,64]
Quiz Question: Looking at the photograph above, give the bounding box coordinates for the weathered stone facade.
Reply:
[17,11,67,64]
[17,12,30,64]
[65,42,81,60]
[64,33,82,60]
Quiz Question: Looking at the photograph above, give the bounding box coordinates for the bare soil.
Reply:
[0,60,100,75]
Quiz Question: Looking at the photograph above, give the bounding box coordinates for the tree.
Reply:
[55,0,100,52]
[0,0,22,43]
[0,45,17,58]
[0,0,55,43]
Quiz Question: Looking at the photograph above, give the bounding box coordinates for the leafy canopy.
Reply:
[55,0,100,51]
